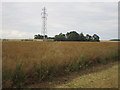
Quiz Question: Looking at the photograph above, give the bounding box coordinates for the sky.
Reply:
[1,2,118,40]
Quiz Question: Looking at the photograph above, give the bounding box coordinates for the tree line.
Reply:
[54,31,100,41]
[34,31,100,42]
[34,34,48,39]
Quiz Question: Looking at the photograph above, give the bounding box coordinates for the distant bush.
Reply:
[110,39,120,41]
[34,34,47,39]
[21,39,33,41]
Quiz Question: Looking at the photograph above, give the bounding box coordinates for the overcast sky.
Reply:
[1,2,118,40]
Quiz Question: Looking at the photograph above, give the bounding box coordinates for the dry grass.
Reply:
[2,39,44,42]
[56,63,118,88]
[2,41,119,88]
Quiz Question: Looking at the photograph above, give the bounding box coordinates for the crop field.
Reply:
[2,40,119,88]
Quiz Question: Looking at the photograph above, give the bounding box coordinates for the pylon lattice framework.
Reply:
[41,7,48,39]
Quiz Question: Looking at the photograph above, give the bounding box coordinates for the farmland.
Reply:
[2,40,119,88]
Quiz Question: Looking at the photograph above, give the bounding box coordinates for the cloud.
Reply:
[1,2,118,40]
[2,30,38,39]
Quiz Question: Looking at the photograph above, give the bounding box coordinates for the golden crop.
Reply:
[2,41,119,87]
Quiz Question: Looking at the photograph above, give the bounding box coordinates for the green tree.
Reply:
[54,33,66,41]
[66,31,80,41]
[86,34,93,41]
[93,34,100,42]
[34,34,43,39]
[79,33,86,41]
[34,35,38,39]
[34,34,48,39]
